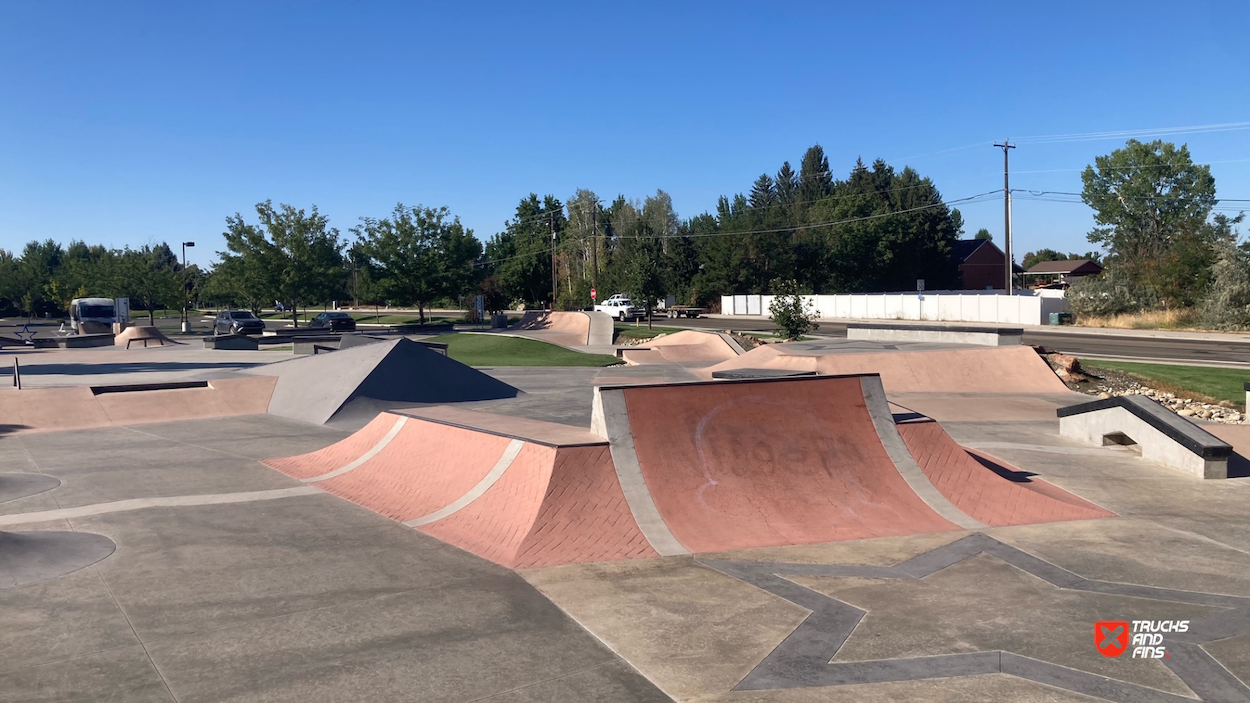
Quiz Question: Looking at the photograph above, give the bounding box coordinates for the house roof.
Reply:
[951,239,988,261]
[952,239,1025,272]
[1025,259,1103,275]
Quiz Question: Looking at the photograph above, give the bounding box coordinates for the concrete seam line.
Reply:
[303,415,409,483]
[858,376,986,530]
[405,439,525,527]
[595,388,690,556]
[0,486,322,526]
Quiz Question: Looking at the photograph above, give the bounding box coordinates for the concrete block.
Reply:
[1057,395,1232,479]
[846,323,1023,347]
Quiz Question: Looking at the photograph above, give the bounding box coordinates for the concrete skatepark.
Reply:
[3,313,1250,702]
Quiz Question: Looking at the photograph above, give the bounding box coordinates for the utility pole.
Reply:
[549,212,557,310]
[590,203,599,293]
[993,141,1016,293]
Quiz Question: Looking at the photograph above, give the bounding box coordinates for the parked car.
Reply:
[594,295,644,321]
[308,311,357,332]
[214,310,266,335]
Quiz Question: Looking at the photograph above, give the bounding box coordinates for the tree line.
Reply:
[0,144,970,322]
[4,138,1242,328]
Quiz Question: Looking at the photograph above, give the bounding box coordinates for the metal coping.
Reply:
[387,410,607,449]
[1056,394,1233,459]
[597,371,878,393]
[90,380,210,396]
[847,322,1024,335]
[711,369,819,379]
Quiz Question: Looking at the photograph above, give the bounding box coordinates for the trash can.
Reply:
[1049,312,1074,325]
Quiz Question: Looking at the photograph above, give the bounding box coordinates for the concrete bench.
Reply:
[1057,395,1232,479]
[846,323,1023,347]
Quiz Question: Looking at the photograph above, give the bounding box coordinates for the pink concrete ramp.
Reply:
[703,344,1066,394]
[262,408,656,569]
[515,311,591,347]
[595,376,966,553]
[896,418,1114,526]
[114,325,181,348]
[0,376,276,433]
[619,330,741,366]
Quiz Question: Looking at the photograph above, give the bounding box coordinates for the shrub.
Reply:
[1200,242,1250,330]
[1067,269,1159,318]
[768,278,819,339]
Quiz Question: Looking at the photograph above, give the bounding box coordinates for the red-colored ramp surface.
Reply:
[897,419,1114,526]
[262,410,655,569]
[419,443,657,568]
[619,376,962,552]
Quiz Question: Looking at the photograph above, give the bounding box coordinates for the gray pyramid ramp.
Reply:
[258,338,519,425]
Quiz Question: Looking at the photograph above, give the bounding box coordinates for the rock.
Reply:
[1048,353,1081,374]
[1178,408,1196,417]
[1097,392,1111,399]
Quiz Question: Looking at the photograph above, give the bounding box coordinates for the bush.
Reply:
[1200,242,1250,330]
[768,278,819,339]
[1067,269,1159,318]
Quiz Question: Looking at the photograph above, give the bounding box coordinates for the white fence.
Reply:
[722,290,1067,325]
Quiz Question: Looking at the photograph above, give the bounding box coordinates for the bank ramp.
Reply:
[263,375,1108,568]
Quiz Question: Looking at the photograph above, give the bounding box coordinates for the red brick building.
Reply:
[952,239,1023,290]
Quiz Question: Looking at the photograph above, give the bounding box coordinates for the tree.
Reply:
[805,159,962,293]
[1195,213,1248,328]
[769,278,819,339]
[1082,140,1218,306]
[354,204,480,323]
[215,202,345,324]
[117,245,182,325]
[485,194,564,308]
[974,228,993,241]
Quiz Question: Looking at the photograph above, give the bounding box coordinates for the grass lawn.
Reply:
[612,324,688,342]
[434,333,621,367]
[1082,359,1249,407]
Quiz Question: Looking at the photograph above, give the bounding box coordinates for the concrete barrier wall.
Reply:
[721,290,1067,325]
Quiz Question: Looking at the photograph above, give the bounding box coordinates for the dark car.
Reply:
[308,311,357,332]
[214,309,266,335]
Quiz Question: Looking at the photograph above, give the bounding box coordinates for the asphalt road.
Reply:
[662,315,1250,366]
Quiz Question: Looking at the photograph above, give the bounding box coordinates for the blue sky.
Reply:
[1,1,1247,269]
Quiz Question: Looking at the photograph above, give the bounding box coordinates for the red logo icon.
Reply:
[1096,621,1129,658]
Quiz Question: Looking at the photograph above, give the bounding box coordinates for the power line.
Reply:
[1012,121,1250,145]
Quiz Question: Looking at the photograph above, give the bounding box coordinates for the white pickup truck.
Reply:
[594,295,644,321]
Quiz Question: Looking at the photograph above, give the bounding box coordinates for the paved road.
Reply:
[660,316,1250,366]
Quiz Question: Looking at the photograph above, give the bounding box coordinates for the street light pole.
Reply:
[992,141,1015,294]
[181,241,195,333]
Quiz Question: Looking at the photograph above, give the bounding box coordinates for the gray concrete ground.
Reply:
[5,337,1250,702]
[0,416,669,703]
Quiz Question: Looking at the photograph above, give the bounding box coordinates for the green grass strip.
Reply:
[433,333,621,367]
[1081,359,1249,407]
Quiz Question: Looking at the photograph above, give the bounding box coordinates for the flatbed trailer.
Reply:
[663,306,705,319]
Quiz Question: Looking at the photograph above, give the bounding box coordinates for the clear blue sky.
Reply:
[2,1,1247,269]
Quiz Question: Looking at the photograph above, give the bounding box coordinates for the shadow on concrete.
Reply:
[1227,452,1250,479]
[0,361,261,378]
[0,424,31,437]
[969,451,1039,482]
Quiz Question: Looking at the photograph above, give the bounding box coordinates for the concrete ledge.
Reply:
[204,334,259,350]
[711,368,818,380]
[55,333,116,348]
[847,323,1023,347]
[1057,395,1232,479]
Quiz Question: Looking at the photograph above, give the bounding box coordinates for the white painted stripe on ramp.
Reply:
[593,387,690,556]
[405,439,526,527]
[0,486,321,526]
[303,415,409,483]
[859,376,986,530]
